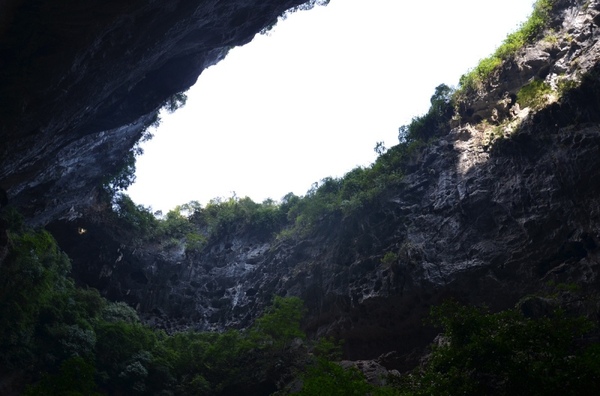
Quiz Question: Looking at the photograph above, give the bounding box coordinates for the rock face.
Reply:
[461,0,600,123]
[0,0,308,225]
[50,90,600,367]
[5,0,600,374]
[45,0,600,370]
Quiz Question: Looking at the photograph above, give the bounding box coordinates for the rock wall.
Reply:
[461,0,600,123]
[0,0,308,225]
[48,0,600,370]
[4,0,600,372]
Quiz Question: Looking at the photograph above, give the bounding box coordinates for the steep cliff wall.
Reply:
[0,0,309,225]
[46,0,600,369]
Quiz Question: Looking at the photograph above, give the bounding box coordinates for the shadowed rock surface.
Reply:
[45,0,600,370]
[2,0,600,376]
[0,0,308,225]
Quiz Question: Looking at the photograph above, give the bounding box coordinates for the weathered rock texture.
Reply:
[44,0,600,371]
[0,0,308,225]
[4,0,600,374]
[461,0,600,123]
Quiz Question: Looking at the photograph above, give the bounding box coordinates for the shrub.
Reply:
[399,84,454,143]
[297,358,373,396]
[381,252,398,268]
[164,92,187,113]
[0,229,72,367]
[102,301,141,324]
[457,0,554,93]
[398,301,600,395]
[0,216,318,395]
[252,295,306,349]
[110,193,159,238]
[24,356,100,396]
[517,78,553,109]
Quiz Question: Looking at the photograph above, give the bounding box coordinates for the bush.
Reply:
[517,78,553,109]
[188,195,287,240]
[102,301,141,324]
[297,358,373,396]
[399,84,454,143]
[0,229,72,367]
[110,193,159,238]
[24,356,100,396]
[252,296,306,349]
[457,0,554,93]
[397,301,600,395]
[0,217,317,395]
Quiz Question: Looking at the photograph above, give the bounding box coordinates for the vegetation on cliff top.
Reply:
[101,0,561,247]
[103,79,455,252]
[456,0,555,94]
[106,0,558,244]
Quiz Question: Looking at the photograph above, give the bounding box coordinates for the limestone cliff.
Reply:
[44,0,600,370]
[2,0,600,375]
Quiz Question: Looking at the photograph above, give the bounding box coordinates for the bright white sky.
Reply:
[127,0,536,213]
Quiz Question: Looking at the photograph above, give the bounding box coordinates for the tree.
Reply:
[374,141,387,156]
[399,301,600,395]
[252,296,305,349]
[398,84,454,143]
[164,92,187,113]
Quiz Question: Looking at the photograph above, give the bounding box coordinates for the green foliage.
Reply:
[189,195,287,239]
[24,356,101,396]
[284,178,342,232]
[0,230,310,395]
[98,95,167,197]
[3,216,600,395]
[296,337,404,396]
[557,75,580,96]
[458,0,554,93]
[159,205,195,238]
[252,296,306,348]
[0,229,72,367]
[277,84,456,237]
[185,231,207,252]
[149,296,307,394]
[397,301,600,395]
[297,358,373,396]
[517,78,553,109]
[103,150,137,197]
[102,83,456,250]
[100,92,185,198]
[107,193,290,253]
[312,337,343,361]
[102,119,156,198]
[280,127,428,236]
[458,57,502,94]
[381,252,398,268]
[1,205,24,231]
[399,84,454,143]
[496,0,553,58]
[110,193,159,239]
[374,141,387,156]
[95,322,157,392]
[102,301,141,324]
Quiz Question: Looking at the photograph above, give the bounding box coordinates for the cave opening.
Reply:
[125,0,537,214]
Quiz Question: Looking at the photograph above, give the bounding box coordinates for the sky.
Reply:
[127,0,536,213]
